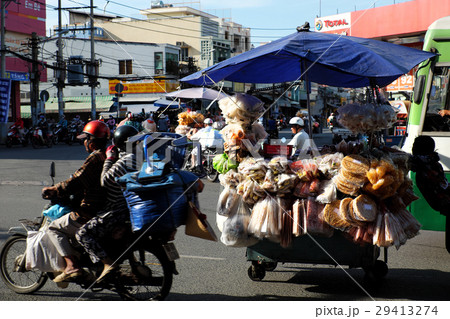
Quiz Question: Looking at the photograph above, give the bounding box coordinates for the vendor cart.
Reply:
[246,232,388,282]
[181,23,432,287]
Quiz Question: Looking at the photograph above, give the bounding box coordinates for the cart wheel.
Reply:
[263,262,277,272]
[372,260,388,278]
[363,260,388,284]
[248,264,266,281]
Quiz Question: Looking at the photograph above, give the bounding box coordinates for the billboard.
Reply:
[109,80,179,94]
[5,0,46,35]
[315,13,351,34]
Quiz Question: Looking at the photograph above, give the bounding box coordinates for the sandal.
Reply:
[97,265,118,282]
[53,270,83,283]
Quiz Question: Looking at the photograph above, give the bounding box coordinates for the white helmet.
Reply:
[289,117,304,126]
[204,118,213,125]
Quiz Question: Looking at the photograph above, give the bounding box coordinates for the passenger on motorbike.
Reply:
[76,125,140,282]
[42,120,109,283]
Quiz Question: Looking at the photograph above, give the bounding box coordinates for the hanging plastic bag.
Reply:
[42,204,71,221]
[217,187,240,217]
[25,230,65,272]
[220,197,258,247]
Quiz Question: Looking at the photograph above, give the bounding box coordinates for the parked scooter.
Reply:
[5,124,28,148]
[30,126,53,148]
[0,163,179,300]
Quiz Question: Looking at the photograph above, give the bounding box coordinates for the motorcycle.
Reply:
[5,125,28,148]
[52,124,67,145]
[66,122,84,145]
[31,126,53,148]
[183,143,219,182]
[0,163,178,300]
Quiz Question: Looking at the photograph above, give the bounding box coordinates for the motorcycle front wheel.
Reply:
[116,244,173,301]
[31,137,39,149]
[205,161,219,182]
[5,138,12,148]
[0,235,47,294]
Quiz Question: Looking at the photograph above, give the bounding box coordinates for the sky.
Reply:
[45,0,412,46]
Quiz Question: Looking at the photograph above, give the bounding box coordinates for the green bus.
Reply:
[403,16,450,232]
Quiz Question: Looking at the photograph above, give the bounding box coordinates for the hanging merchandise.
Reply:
[221,197,259,247]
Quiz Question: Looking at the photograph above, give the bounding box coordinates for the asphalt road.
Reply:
[0,133,449,304]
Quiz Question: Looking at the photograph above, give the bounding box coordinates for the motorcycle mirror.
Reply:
[281,137,287,143]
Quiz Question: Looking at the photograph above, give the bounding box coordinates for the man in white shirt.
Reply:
[288,116,308,156]
[190,118,223,169]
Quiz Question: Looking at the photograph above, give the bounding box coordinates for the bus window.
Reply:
[423,66,450,131]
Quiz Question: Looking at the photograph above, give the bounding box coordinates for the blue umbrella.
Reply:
[181,26,436,88]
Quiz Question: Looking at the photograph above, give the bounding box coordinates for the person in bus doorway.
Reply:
[410,135,450,253]
[288,116,308,157]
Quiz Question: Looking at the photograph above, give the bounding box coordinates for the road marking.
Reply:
[180,255,226,261]
[0,181,50,186]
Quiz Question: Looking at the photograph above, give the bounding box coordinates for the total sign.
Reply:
[315,13,351,33]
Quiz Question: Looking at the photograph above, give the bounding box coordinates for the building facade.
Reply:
[21,38,180,118]
[0,0,47,141]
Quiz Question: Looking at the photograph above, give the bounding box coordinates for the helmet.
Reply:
[77,120,110,140]
[289,117,304,126]
[113,125,139,151]
[204,118,213,125]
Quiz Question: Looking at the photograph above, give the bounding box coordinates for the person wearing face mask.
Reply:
[42,120,109,283]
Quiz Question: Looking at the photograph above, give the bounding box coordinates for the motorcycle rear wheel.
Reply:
[116,244,173,301]
[205,163,219,182]
[0,235,47,294]
[31,137,39,149]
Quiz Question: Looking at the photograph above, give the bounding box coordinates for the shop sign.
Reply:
[108,79,179,94]
[0,79,12,123]
[386,74,414,92]
[315,13,351,33]
[5,71,29,81]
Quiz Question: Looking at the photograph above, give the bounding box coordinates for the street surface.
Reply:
[0,130,449,302]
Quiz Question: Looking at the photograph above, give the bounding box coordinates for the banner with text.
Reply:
[0,79,12,123]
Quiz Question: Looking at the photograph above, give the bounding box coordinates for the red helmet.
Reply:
[77,120,110,139]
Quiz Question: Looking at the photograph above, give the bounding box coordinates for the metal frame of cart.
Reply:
[246,231,388,282]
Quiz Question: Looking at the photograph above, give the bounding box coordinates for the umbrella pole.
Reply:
[302,60,313,139]
[306,81,313,139]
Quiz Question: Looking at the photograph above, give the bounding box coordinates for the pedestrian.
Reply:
[42,120,109,282]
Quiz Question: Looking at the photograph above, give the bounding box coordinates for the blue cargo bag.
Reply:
[117,166,199,232]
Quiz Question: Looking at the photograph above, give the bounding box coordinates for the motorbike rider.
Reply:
[57,115,68,137]
[76,125,140,282]
[37,113,49,141]
[189,118,223,169]
[12,117,25,141]
[288,117,308,157]
[106,115,116,132]
[42,120,109,283]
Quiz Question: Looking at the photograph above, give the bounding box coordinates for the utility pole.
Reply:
[89,0,96,120]
[1,0,7,78]
[56,0,65,120]
[29,32,40,125]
